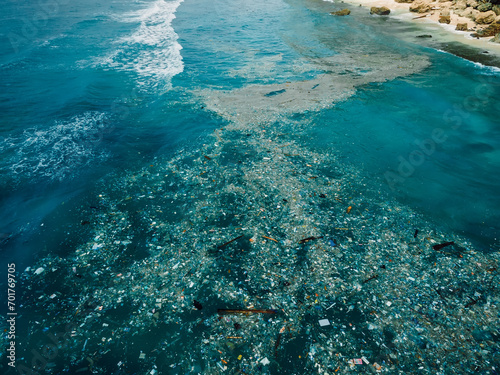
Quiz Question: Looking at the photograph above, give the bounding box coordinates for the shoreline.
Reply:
[331,0,500,56]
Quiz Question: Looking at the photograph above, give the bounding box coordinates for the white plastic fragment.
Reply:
[217,362,226,371]
[319,319,330,326]
[260,357,270,365]
[34,267,45,275]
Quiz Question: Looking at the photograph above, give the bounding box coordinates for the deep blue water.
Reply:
[1,0,500,373]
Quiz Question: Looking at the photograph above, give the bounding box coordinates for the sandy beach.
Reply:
[330,0,500,54]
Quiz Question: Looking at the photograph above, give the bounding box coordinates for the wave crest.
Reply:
[0,112,110,183]
[99,0,185,92]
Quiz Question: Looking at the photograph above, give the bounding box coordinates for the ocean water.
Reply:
[1,0,500,373]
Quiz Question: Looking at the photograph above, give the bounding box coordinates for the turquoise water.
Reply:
[1,0,500,373]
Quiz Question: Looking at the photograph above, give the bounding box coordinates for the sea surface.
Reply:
[1,0,499,373]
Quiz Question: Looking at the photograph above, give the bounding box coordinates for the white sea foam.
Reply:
[435,48,500,75]
[100,0,184,92]
[0,112,110,183]
[470,61,500,75]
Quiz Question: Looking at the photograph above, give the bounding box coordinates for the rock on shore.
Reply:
[371,6,391,14]
[391,0,500,39]
[475,9,497,23]
[331,9,352,16]
[410,0,433,13]
[335,0,500,44]
[471,19,500,35]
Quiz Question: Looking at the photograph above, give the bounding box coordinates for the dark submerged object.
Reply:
[363,274,379,283]
[217,235,244,249]
[299,236,324,244]
[432,241,454,251]
[264,89,286,97]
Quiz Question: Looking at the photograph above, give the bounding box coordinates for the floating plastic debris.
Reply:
[217,309,277,315]
[13,55,499,373]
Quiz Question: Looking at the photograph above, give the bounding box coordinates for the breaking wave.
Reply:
[98,0,184,92]
[0,112,111,183]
